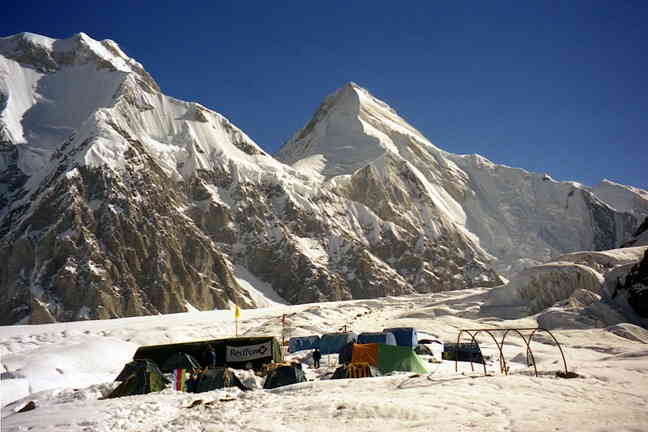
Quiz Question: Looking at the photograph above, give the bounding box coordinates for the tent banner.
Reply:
[226,342,272,362]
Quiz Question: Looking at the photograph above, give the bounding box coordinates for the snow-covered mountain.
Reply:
[277,82,648,275]
[0,34,503,325]
[1,33,646,325]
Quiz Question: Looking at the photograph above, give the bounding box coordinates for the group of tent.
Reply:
[289,327,440,378]
[107,329,484,398]
[107,336,293,398]
[288,327,420,355]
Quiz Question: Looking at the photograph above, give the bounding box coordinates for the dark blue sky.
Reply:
[4,1,647,188]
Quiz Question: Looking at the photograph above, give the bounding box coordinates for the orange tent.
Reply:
[351,343,379,366]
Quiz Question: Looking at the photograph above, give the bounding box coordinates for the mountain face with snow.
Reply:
[1,33,646,325]
[0,33,504,325]
[277,82,648,276]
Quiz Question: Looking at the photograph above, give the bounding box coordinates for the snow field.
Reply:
[3,286,648,431]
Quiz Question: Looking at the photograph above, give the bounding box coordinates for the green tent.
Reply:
[194,367,249,393]
[378,344,429,374]
[351,343,429,374]
[263,365,306,389]
[108,359,169,398]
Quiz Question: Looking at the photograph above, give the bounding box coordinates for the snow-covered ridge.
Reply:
[0,32,152,80]
[277,82,648,275]
[277,82,446,179]
[0,31,157,180]
[591,178,648,216]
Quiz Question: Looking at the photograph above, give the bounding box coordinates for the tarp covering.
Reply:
[288,336,321,353]
[357,332,397,345]
[108,359,169,398]
[349,343,429,374]
[320,332,357,355]
[160,352,201,373]
[383,327,418,347]
[194,367,249,392]
[263,365,307,389]
[134,336,283,371]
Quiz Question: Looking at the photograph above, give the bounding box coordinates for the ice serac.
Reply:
[277,83,647,276]
[480,245,648,329]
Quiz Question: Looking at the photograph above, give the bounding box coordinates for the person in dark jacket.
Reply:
[313,349,322,368]
[204,345,217,368]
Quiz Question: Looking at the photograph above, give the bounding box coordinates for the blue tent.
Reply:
[357,332,397,346]
[288,335,320,353]
[320,332,358,355]
[383,327,417,348]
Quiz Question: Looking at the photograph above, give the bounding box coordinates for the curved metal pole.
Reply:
[528,328,568,375]
[501,328,538,377]
[475,330,507,375]
[467,332,487,375]
[455,330,465,373]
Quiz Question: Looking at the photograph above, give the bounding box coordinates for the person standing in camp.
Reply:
[313,349,322,369]
[204,345,217,368]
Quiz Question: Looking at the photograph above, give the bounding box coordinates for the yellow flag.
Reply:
[234,304,240,320]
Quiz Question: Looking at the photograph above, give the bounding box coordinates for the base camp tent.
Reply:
[134,336,283,371]
[332,362,382,379]
[263,365,307,389]
[320,332,358,355]
[288,335,320,353]
[350,343,429,374]
[194,367,249,392]
[357,332,397,345]
[108,359,169,398]
[383,328,418,347]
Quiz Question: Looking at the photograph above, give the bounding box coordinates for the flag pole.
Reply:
[234,304,240,336]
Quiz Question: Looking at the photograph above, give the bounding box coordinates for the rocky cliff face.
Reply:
[1,33,646,325]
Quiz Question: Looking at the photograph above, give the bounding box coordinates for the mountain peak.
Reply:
[275,82,434,179]
[0,32,152,81]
